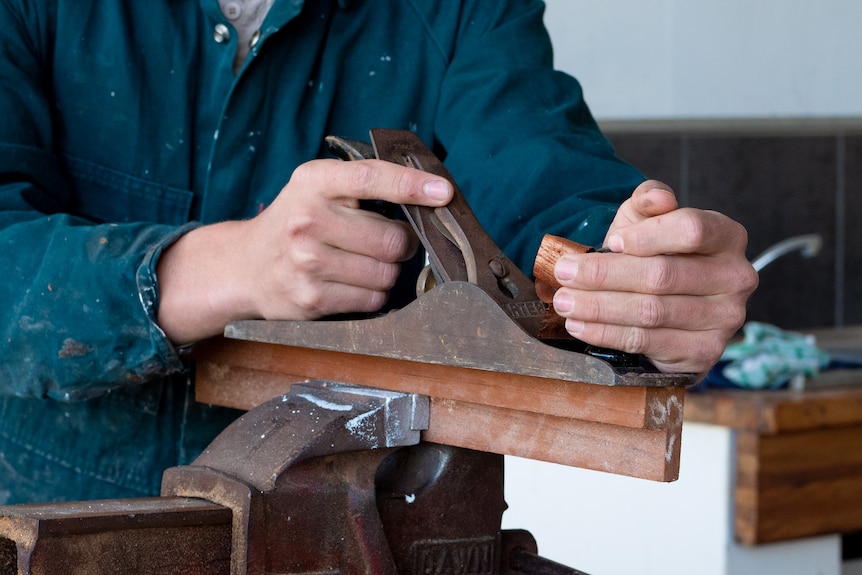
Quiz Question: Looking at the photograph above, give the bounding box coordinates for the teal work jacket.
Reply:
[0,0,645,503]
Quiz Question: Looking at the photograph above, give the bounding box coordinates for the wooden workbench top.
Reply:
[685,385,862,434]
[682,325,862,545]
[685,325,862,434]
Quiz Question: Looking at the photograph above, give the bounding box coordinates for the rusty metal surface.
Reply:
[160,380,557,575]
[377,445,506,575]
[500,530,592,575]
[370,129,544,340]
[163,380,430,574]
[188,380,429,493]
[0,497,232,575]
[226,283,693,388]
[0,538,13,575]
[508,548,592,575]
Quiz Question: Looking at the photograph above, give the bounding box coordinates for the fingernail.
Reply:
[555,258,578,281]
[566,319,585,336]
[607,234,624,252]
[553,293,573,314]
[423,180,451,202]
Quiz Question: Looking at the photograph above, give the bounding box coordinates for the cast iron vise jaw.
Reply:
[0,381,588,574]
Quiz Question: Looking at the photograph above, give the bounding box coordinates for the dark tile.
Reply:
[686,136,838,329]
[844,136,862,326]
[607,135,685,201]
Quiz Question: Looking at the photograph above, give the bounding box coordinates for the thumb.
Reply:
[604,180,678,244]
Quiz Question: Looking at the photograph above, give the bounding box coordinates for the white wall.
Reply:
[503,424,737,574]
[543,0,862,119]
[502,424,843,575]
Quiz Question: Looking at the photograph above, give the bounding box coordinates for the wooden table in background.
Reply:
[685,325,862,545]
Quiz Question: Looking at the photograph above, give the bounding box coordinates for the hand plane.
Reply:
[228,129,695,388]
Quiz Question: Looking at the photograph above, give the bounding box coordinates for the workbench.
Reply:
[503,326,862,575]
[686,379,862,545]
[688,324,862,545]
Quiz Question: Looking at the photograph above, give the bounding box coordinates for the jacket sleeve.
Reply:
[433,0,646,272]
[0,3,186,400]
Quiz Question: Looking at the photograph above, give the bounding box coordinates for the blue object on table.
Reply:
[695,322,831,391]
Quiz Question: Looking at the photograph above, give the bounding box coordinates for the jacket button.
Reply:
[213,23,231,44]
[224,2,242,20]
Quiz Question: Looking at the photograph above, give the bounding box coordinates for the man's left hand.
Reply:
[550,180,759,376]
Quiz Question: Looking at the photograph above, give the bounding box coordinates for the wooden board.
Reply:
[424,397,681,482]
[192,337,685,482]
[735,426,862,544]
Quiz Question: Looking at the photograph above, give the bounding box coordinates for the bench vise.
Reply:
[1,380,587,574]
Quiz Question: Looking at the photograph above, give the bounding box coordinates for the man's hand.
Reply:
[550,180,759,376]
[156,159,453,346]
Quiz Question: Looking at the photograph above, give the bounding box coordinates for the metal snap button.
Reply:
[213,23,231,43]
[249,29,261,49]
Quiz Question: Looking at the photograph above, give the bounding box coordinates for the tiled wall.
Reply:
[602,119,862,330]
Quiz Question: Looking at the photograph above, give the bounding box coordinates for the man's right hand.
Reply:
[155,158,453,346]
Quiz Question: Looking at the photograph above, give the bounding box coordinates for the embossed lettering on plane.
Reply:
[505,300,547,319]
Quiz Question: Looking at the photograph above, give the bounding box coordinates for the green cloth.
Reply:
[0,0,645,503]
[720,322,831,389]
